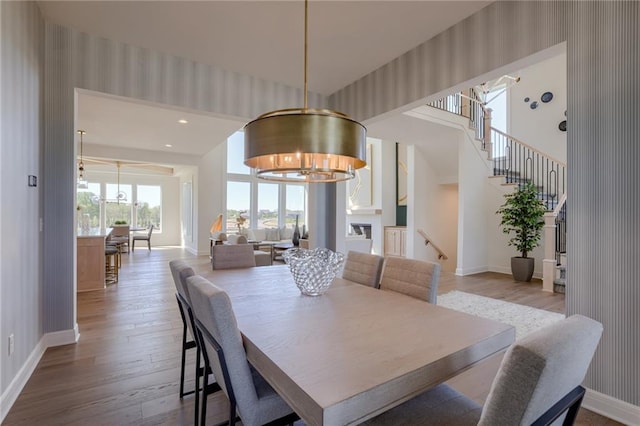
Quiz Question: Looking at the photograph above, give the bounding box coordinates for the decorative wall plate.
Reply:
[541,91,553,103]
[559,120,567,131]
[530,101,538,109]
[524,97,530,102]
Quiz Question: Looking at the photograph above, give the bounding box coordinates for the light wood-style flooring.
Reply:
[4,247,619,425]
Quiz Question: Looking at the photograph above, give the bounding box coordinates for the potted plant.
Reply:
[496,181,546,282]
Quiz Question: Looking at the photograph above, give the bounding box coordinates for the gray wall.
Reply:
[0,0,44,393]
[567,1,640,406]
[332,0,639,408]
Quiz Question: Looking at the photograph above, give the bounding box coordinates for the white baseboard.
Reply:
[455,265,488,276]
[0,337,47,423]
[583,387,640,426]
[486,266,543,280]
[44,323,80,347]
[0,325,79,423]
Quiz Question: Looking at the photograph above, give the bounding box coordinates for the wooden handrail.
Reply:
[417,229,448,260]
[490,127,567,167]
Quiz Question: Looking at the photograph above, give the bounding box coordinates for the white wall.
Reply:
[508,52,567,163]
[433,184,459,272]
[196,143,226,255]
[456,133,490,275]
[405,145,458,271]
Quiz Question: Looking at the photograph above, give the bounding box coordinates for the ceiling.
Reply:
[40,1,493,173]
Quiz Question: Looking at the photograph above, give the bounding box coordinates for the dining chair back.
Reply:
[211,244,256,269]
[131,224,154,251]
[362,315,603,426]
[379,257,441,304]
[342,251,384,288]
[186,275,297,426]
[168,261,196,395]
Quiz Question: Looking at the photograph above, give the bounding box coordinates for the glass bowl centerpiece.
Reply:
[282,248,345,296]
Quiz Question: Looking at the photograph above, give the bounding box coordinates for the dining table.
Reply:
[203,265,515,426]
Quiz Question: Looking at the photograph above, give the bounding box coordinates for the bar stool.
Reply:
[105,245,119,284]
[105,240,122,268]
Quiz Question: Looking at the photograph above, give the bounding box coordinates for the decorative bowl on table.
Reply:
[282,248,345,296]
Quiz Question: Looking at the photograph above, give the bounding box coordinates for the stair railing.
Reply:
[427,90,486,146]
[417,229,448,260]
[543,193,567,292]
[490,128,566,210]
[428,92,566,209]
[554,194,567,266]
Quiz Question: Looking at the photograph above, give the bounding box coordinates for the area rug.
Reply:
[438,291,565,339]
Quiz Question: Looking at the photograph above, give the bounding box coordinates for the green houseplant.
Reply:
[496,181,546,282]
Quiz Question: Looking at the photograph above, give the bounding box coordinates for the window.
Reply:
[105,183,132,225]
[136,185,162,231]
[227,181,251,232]
[226,131,250,175]
[77,182,101,231]
[226,131,307,233]
[258,183,279,228]
[76,181,163,232]
[286,185,306,231]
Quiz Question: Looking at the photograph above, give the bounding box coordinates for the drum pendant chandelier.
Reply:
[243,0,366,183]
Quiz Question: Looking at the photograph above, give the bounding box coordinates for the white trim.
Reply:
[455,265,489,276]
[0,326,79,423]
[487,265,543,280]
[185,246,199,256]
[44,323,80,347]
[0,337,47,422]
[583,388,640,426]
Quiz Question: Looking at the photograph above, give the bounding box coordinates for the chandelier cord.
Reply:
[303,0,308,110]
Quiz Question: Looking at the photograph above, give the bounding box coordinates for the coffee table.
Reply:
[272,242,294,262]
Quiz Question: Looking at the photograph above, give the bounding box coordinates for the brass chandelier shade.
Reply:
[243,0,367,183]
[244,108,366,182]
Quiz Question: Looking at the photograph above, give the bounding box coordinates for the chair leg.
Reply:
[200,364,209,426]
[131,240,135,251]
[194,347,201,426]
[179,324,188,398]
[148,239,151,250]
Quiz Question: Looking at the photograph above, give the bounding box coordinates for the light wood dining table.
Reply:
[203,265,515,426]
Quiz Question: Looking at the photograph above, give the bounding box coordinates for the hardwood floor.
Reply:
[4,248,619,425]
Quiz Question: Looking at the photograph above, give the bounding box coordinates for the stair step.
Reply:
[554,282,566,294]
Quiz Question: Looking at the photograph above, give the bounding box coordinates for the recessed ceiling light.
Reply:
[165,144,173,148]
[178,119,188,124]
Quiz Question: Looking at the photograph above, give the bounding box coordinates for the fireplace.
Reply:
[350,223,372,239]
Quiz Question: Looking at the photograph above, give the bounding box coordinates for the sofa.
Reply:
[226,234,273,267]
[244,226,294,244]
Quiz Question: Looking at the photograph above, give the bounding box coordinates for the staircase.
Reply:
[553,201,567,293]
[427,90,567,292]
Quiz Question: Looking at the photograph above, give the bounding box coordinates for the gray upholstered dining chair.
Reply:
[379,257,441,304]
[341,251,385,288]
[363,314,603,426]
[211,244,256,270]
[169,260,197,398]
[168,260,221,426]
[131,224,153,251]
[186,275,298,426]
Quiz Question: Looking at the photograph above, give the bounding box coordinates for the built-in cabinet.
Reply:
[384,226,406,257]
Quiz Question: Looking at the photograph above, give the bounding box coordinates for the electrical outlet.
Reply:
[8,334,14,356]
